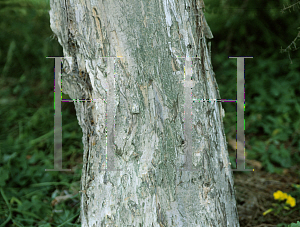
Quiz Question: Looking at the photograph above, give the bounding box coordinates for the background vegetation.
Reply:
[0,0,299,226]
[206,0,300,175]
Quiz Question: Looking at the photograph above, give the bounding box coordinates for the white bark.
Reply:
[49,0,240,226]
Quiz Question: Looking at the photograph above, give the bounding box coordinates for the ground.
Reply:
[233,158,300,227]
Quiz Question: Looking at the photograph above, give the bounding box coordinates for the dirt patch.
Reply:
[233,165,300,227]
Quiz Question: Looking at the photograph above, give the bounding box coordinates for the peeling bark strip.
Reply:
[229,57,253,172]
[102,57,122,171]
[49,0,240,226]
[46,57,72,172]
[181,56,195,171]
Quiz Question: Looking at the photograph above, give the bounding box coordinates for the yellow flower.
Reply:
[273,190,288,200]
[286,195,296,207]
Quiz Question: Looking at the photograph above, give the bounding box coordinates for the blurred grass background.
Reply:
[0,0,299,226]
[206,0,300,173]
[0,0,82,226]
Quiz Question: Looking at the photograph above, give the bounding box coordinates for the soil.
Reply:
[233,163,300,227]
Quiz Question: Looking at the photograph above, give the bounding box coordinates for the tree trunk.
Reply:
[49,0,240,226]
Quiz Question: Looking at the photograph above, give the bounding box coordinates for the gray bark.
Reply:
[49,0,240,226]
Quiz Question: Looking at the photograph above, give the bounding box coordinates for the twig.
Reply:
[281,1,300,13]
